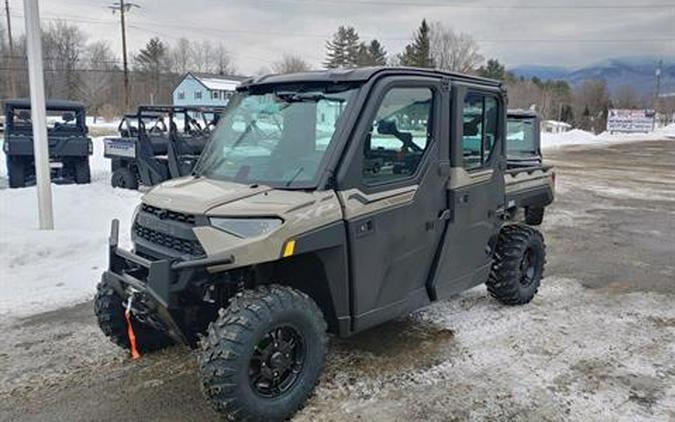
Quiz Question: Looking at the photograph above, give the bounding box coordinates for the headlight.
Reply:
[210,217,283,238]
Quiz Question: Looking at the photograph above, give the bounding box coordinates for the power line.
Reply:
[108,0,139,111]
[250,0,675,9]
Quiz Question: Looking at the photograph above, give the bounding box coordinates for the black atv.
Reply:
[3,99,92,188]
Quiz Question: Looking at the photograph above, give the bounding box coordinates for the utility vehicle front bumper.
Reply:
[103,219,234,345]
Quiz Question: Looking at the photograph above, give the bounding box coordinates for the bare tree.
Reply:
[170,37,192,75]
[574,79,610,133]
[429,22,483,73]
[79,41,116,121]
[613,84,641,109]
[214,43,236,75]
[272,54,311,74]
[42,20,86,99]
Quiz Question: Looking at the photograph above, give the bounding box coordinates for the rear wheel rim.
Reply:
[249,325,305,398]
[520,248,537,287]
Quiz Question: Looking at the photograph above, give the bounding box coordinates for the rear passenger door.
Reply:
[430,84,506,300]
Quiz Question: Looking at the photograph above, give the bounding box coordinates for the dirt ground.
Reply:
[1,140,673,422]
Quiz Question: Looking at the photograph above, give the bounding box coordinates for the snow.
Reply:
[542,124,675,149]
[198,77,240,91]
[0,123,674,318]
[0,137,141,317]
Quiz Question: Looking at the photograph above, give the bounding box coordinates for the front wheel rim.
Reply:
[249,325,305,398]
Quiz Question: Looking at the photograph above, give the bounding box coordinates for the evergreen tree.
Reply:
[367,39,387,66]
[324,26,360,68]
[398,19,434,68]
[135,37,169,102]
[478,59,506,80]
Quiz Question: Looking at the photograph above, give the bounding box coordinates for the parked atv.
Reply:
[103,105,223,190]
[3,99,92,188]
[96,67,551,421]
[504,110,554,225]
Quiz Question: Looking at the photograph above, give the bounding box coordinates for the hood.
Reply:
[142,176,274,214]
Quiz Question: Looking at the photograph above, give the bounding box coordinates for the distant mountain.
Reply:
[510,57,675,96]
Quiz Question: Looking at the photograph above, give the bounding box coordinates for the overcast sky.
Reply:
[9,0,675,74]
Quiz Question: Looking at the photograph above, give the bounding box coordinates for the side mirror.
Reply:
[377,119,398,135]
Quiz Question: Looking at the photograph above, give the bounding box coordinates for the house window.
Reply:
[177,91,185,100]
[194,91,202,100]
[212,91,219,100]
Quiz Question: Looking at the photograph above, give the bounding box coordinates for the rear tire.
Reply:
[198,285,328,421]
[111,166,138,190]
[487,224,546,305]
[7,156,27,188]
[524,206,545,226]
[94,278,174,353]
[74,158,91,184]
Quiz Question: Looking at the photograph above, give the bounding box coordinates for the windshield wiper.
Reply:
[275,92,344,103]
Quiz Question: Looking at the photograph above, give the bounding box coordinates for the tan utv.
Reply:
[96,67,553,421]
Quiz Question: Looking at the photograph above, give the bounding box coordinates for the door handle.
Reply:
[458,193,470,204]
[355,219,374,237]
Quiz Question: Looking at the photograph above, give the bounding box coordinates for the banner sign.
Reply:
[607,109,655,133]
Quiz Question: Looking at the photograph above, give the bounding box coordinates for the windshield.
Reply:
[194,86,358,188]
[506,118,537,155]
[9,107,85,134]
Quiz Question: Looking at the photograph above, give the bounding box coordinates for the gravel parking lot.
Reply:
[1,140,673,422]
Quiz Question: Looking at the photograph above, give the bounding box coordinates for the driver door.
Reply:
[337,77,450,332]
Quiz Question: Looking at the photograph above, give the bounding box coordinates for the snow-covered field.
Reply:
[542,124,675,149]
[0,128,673,318]
[0,137,140,317]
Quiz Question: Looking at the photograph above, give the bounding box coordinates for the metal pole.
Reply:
[23,0,54,230]
[653,60,662,130]
[4,0,16,96]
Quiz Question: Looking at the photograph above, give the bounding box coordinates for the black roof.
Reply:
[239,67,503,90]
[4,98,85,110]
[507,109,538,118]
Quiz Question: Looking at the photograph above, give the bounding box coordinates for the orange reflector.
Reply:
[125,308,141,360]
[283,240,296,257]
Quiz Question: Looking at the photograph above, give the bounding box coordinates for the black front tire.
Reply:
[111,166,138,190]
[199,285,328,421]
[7,156,27,188]
[524,206,545,225]
[487,224,546,305]
[74,158,91,184]
[94,278,174,353]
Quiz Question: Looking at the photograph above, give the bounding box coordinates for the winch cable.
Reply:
[125,295,141,360]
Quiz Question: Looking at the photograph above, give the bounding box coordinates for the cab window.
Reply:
[362,87,433,185]
[462,93,499,170]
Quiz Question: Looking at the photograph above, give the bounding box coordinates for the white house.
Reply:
[172,72,248,107]
[541,120,572,134]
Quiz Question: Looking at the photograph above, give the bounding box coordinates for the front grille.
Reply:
[134,223,205,256]
[141,204,196,225]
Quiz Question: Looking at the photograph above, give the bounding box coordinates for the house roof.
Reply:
[177,72,249,92]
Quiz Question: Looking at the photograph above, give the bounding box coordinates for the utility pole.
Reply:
[109,0,139,112]
[23,0,54,229]
[4,0,16,97]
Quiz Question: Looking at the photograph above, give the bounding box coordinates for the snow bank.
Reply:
[0,137,141,317]
[542,124,674,150]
